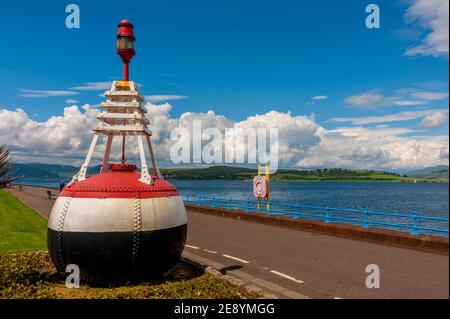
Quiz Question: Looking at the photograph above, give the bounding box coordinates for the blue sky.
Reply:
[0,0,448,169]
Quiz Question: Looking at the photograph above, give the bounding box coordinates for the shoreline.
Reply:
[171,179,448,183]
[8,184,449,239]
[13,179,449,185]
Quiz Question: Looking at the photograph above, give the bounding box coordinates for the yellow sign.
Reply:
[116,80,130,88]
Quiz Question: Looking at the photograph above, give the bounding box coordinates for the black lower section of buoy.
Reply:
[47,224,187,282]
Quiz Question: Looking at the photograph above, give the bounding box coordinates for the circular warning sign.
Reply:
[253,176,268,199]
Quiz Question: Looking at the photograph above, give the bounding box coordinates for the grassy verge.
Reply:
[0,190,47,255]
[0,251,255,299]
[0,251,256,299]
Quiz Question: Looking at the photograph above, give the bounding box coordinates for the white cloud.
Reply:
[233,111,321,164]
[70,82,113,91]
[393,100,426,106]
[345,88,448,109]
[145,95,189,103]
[404,0,449,57]
[18,89,79,98]
[0,104,448,169]
[392,28,423,41]
[0,105,98,163]
[419,111,449,128]
[65,99,79,104]
[301,126,448,169]
[344,90,394,109]
[312,95,328,100]
[329,109,449,125]
[410,91,449,100]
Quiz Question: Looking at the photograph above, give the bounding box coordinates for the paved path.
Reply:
[5,185,59,219]
[186,208,448,299]
[4,185,449,299]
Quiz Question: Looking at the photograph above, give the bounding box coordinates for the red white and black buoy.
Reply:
[47,20,187,281]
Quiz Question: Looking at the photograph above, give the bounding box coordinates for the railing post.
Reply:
[243,199,248,212]
[227,198,232,210]
[362,208,369,229]
[324,207,330,223]
[411,211,420,235]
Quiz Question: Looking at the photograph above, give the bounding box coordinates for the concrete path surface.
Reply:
[4,185,449,299]
[5,185,59,219]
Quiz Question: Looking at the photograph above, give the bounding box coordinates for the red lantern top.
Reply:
[117,20,135,39]
[117,19,135,80]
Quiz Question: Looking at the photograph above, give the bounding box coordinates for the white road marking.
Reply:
[222,254,250,264]
[185,244,200,250]
[203,249,217,254]
[270,270,304,284]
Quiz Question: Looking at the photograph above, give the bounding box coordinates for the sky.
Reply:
[0,0,448,170]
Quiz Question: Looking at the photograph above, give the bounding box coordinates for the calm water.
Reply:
[173,180,449,218]
[15,179,449,236]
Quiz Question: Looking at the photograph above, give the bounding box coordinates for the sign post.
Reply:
[257,163,261,212]
[265,163,270,214]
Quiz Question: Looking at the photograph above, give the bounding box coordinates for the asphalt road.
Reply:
[5,185,449,299]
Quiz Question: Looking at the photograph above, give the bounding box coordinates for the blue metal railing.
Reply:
[182,194,449,237]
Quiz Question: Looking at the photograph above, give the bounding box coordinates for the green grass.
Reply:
[0,190,47,255]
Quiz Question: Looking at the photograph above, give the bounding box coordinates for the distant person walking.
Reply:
[59,180,65,192]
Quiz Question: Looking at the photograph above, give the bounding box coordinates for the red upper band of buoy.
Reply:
[61,172,179,199]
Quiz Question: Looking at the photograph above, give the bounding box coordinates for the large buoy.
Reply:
[47,20,187,281]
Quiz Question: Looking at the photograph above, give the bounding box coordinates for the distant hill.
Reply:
[9,163,447,183]
[406,166,449,180]
[10,163,100,180]
[160,166,433,182]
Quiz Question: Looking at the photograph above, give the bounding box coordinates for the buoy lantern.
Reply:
[47,20,187,281]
